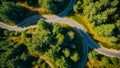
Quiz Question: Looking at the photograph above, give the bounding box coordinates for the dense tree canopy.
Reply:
[74,0,120,43]
[87,49,120,68]
[38,0,64,13]
[73,1,82,13]
[1,0,38,6]
[0,19,84,68]
[84,0,120,42]
[0,2,38,25]
[95,24,118,42]
[25,19,84,68]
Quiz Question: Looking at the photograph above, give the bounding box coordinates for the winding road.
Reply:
[0,0,120,67]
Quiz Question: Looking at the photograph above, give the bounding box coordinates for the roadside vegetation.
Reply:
[67,0,120,50]
[86,48,120,68]
[1,0,66,13]
[0,0,70,25]
[0,2,38,25]
[0,19,84,68]
[0,0,120,67]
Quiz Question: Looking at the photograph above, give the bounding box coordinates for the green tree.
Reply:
[101,57,110,67]
[70,52,79,62]
[95,24,115,37]
[105,37,118,42]
[73,1,82,13]
[15,31,21,36]
[62,48,70,57]
[56,33,65,46]
[3,30,9,36]
[37,18,50,31]
[116,20,120,28]
[0,2,37,25]
[52,23,63,35]
[111,0,119,7]
[25,19,83,68]
[38,0,57,13]
[73,4,79,13]
[67,31,74,40]
[0,43,36,68]
[55,56,69,68]
[95,24,118,42]
[26,19,52,53]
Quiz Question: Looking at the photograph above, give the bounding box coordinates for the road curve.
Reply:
[46,18,120,58]
[57,0,76,17]
[0,0,87,68]
[1,16,120,59]
[0,0,120,68]
[0,17,88,68]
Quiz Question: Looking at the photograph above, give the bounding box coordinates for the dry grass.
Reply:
[87,60,103,67]
[9,36,23,43]
[25,28,36,34]
[34,65,38,68]
[28,51,38,57]
[18,2,52,14]
[29,51,54,68]
[18,2,33,11]
[60,23,72,28]
[75,14,118,47]
[40,55,55,68]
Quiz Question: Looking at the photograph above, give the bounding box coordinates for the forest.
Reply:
[72,0,120,49]
[0,0,120,68]
[86,48,120,68]
[72,0,120,67]
[1,0,65,13]
[0,0,119,48]
[0,0,68,25]
[0,19,84,68]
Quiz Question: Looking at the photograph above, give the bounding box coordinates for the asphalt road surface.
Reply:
[0,0,120,68]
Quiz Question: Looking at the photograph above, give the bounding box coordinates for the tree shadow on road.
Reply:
[74,27,100,49]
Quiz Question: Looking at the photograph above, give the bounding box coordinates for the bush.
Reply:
[3,30,10,36]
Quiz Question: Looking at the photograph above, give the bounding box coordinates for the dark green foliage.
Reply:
[0,42,34,68]
[55,56,69,68]
[73,1,82,13]
[25,19,83,68]
[0,27,20,37]
[62,48,70,57]
[15,31,21,36]
[1,0,67,13]
[32,59,50,68]
[0,40,15,51]
[87,49,120,68]
[3,30,10,36]
[95,24,118,42]
[38,0,64,13]
[38,0,57,13]
[25,19,52,53]
[3,30,19,37]
[1,0,38,6]
[70,52,80,62]
[79,0,120,43]
[0,2,38,25]
[0,28,49,68]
